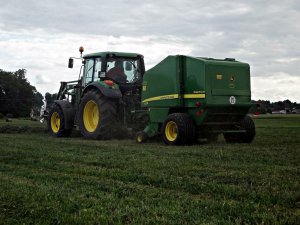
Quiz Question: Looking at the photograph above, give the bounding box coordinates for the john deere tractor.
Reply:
[48,47,146,139]
[48,47,255,145]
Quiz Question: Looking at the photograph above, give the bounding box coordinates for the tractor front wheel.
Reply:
[162,113,196,145]
[48,104,72,137]
[78,89,118,139]
[136,131,148,144]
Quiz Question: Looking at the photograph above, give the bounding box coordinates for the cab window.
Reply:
[83,59,94,86]
[106,58,141,83]
[94,58,102,82]
[124,60,140,83]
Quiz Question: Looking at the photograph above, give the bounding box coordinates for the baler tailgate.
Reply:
[209,64,250,97]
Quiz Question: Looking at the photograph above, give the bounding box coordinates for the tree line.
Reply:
[0,69,44,117]
[250,99,300,114]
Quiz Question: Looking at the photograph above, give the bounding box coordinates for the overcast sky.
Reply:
[0,0,299,102]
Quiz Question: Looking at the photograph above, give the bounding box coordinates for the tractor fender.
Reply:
[82,82,122,99]
[54,100,75,130]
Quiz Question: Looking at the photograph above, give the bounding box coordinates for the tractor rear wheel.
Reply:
[48,104,72,137]
[162,113,196,145]
[79,89,118,139]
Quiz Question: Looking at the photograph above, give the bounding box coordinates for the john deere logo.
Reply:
[229,96,236,104]
[230,75,235,81]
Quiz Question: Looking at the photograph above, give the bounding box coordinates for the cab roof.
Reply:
[83,51,142,59]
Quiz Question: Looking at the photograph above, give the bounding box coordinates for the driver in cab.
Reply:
[106,60,127,83]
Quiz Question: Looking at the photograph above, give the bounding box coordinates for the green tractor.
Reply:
[48,47,147,139]
[48,48,255,145]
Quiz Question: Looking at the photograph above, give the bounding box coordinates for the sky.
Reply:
[0,0,299,102]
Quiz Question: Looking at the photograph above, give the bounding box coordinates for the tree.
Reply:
[34,91,44,109]
[15,69,26,80]
[250,99,298,114]
[0,68,42,117]
[31,90,44,117]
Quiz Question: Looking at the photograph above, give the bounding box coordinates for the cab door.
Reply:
[83,58,94,86]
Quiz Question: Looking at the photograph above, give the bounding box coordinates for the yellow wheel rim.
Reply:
[51,112,60,133]
[83,100,99,132]
[165,121,178,142]
[137,135,142,143]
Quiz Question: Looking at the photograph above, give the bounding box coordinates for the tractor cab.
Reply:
[69,51,145,89]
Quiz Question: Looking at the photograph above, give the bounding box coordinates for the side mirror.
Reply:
[125,62,132,71]
[68,58,74,68]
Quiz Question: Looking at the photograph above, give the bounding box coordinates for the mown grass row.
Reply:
[0,116,299,224]
[0,118,46,134]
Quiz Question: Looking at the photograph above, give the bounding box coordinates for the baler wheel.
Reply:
[240,115,255,143]
[48,104,72,137]
[162,113,196,145]
[224,115,255,143]
[78,89,118,139]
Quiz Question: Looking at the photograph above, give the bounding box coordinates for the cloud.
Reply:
[0,0,299,102]
[0,30,193,95]
[252,73,300,102]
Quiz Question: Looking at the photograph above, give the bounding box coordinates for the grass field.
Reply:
[0,115,299,225]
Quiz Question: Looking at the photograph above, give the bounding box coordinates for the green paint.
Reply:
[142,55,253,137]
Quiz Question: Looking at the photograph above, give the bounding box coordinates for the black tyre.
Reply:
[47,104,72,137]
[240,115,255,143]
[78,89,118,139]
[224,115,255,143]
[162,113,196,145]
[136,131,148,144]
